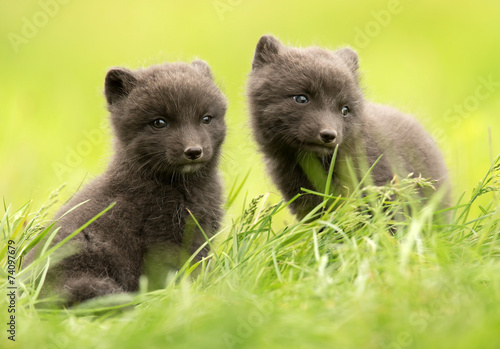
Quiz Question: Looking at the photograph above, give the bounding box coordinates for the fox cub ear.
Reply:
[191,60,213,80]
[104,68,137,105]
[336,47,359,74]
[252,35,282,70]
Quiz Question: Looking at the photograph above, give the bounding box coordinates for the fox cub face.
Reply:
[105,60,227,177]
[247,35,364,156]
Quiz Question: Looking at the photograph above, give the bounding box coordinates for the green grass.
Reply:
[1,154,499,349]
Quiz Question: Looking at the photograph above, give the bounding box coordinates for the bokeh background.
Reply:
[1,0,499,221]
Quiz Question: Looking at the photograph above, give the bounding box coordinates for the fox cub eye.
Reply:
[293,95,309,104]
[201,115,213,124]
[152,118,167,129]
[341,106,350,117]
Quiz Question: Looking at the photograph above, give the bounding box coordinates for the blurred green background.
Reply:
[0,0,499,221]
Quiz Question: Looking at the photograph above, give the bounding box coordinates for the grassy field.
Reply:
[1,155,500,348]
[1,0,500,348]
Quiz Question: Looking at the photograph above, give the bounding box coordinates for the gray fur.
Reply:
[29,60,227,305]
[247,35,449,220]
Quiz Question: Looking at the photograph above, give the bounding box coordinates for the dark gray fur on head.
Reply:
[27,60,227,306]
[247,35,449,220]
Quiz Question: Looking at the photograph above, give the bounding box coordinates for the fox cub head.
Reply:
[248,35,364,156]
[105,60,227,178]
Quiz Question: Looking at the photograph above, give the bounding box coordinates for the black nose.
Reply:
[184,147,203,160]
[319,130,337,144]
